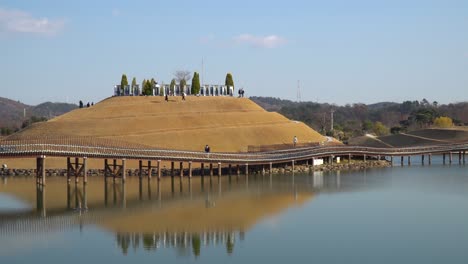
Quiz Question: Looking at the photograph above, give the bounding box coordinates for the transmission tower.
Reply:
[296,80,301,102]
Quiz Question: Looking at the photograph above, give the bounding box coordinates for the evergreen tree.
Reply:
[225,73,234,90]
[170,79,176,95]
[180,79,187,94]
[120,74,128,93]
[131,77,137,87]
[142,79,153,95]
[191,72,201,94]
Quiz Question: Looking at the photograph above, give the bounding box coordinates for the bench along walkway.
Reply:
[1,136,467,185]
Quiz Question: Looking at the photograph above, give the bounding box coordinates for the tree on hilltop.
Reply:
[131,77,137,87]
[170,79,176,95]
[142,79,153,95]
[174,70,192,83]
[191,72,201,94]
[120,74,128,93]
[180,79,187,94]
[225,73,234,90]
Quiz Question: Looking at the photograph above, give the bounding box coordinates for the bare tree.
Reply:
[174,70,192,83]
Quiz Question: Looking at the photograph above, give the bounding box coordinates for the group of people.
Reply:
[164,92,187,102]
[79,100,94,108]
[238,88,245,98]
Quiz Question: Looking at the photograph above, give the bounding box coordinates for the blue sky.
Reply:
[1,0,468,105]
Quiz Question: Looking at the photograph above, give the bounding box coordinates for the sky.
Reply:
[1,0,468,106]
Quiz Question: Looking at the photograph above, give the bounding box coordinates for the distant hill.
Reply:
[0,97,77,132]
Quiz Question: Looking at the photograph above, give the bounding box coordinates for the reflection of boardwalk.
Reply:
[0,171,386,236]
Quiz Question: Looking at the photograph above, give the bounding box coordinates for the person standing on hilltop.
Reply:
[293,136,298,147]
[165,94,169,102]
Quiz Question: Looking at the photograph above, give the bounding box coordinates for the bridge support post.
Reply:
[218,162,222,177]
[122,159,126,183]
[401,156,404,166]
[443,154,446,165]
[201,163,204,177]
[209,163,213,178]
[421,155,425,165]
[292,160,295,172]
[83,157,88,184]
[171,162,175,178]
[36,155,46,186]
[463,151,466,164]
[139,160,143,179]
[428,154,432,165]
[236,164,240,177]
[459,151,462,164]
[449,152,452,164]
[245,163,249,176]
[390,156,393,166]
[269,162,273,175]
[363,155,366,162]
[408,156,411,166]
[348,154,351,163]
[189,161,193,178]
[75,157,80,183]
[148,161,152,180]
[157,160,161,180]
[67,157,71,183]
[329,156,333,164]
[228,164,232,176]
[180,162,184,178]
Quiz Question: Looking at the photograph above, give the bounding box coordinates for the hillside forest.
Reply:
[250,97,468,142]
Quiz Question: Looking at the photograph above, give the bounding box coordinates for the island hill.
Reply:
[4,96,329,169]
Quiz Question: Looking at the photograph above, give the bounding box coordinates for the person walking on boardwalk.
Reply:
[205,144,210,153]
[293,136,298,147]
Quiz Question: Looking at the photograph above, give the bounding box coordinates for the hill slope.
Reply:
[8,96,327,152]
[349,128,468,147]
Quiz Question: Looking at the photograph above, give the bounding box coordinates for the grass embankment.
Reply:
[350,127,468,148]
[2,96,327,168]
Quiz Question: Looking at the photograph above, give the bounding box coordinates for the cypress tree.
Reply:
[120,74,128,93]
[170,79,176,95]
[191,72,201,94]
[225,73,234,92]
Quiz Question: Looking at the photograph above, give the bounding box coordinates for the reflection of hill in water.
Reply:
[0,170,390,257]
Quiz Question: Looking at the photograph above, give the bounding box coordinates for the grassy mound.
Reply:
[2,96,327,168]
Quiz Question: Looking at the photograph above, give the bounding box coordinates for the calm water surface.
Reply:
[1,160,468,263]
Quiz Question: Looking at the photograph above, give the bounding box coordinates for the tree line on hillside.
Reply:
[251,97,466,142]
[0,99,78,136]
[119,71,235,96]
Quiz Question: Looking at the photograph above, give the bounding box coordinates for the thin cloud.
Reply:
[198,34,215,44]
[112,8,120,17]
[233,34,286,48]
[0,7,65,36]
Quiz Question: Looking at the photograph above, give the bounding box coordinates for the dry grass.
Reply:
[2,96,326,168]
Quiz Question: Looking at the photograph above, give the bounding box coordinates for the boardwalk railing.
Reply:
[1,137,468,165]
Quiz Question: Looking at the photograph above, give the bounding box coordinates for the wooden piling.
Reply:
[218,162,222,177]
[428,153,432,165]
[171,161,175,177]
[408,156,411,166]
[180,162,184,178]
[122,159,126,182]
[139,160,143,179]
[189,161,192,178]
[83,157,88,184]
[148,160,152,180]
[157,160,161,180]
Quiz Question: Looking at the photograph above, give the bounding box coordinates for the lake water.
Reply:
[1,158,468,263]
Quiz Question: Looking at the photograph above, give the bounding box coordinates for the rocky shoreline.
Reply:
[0,160,391,177]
